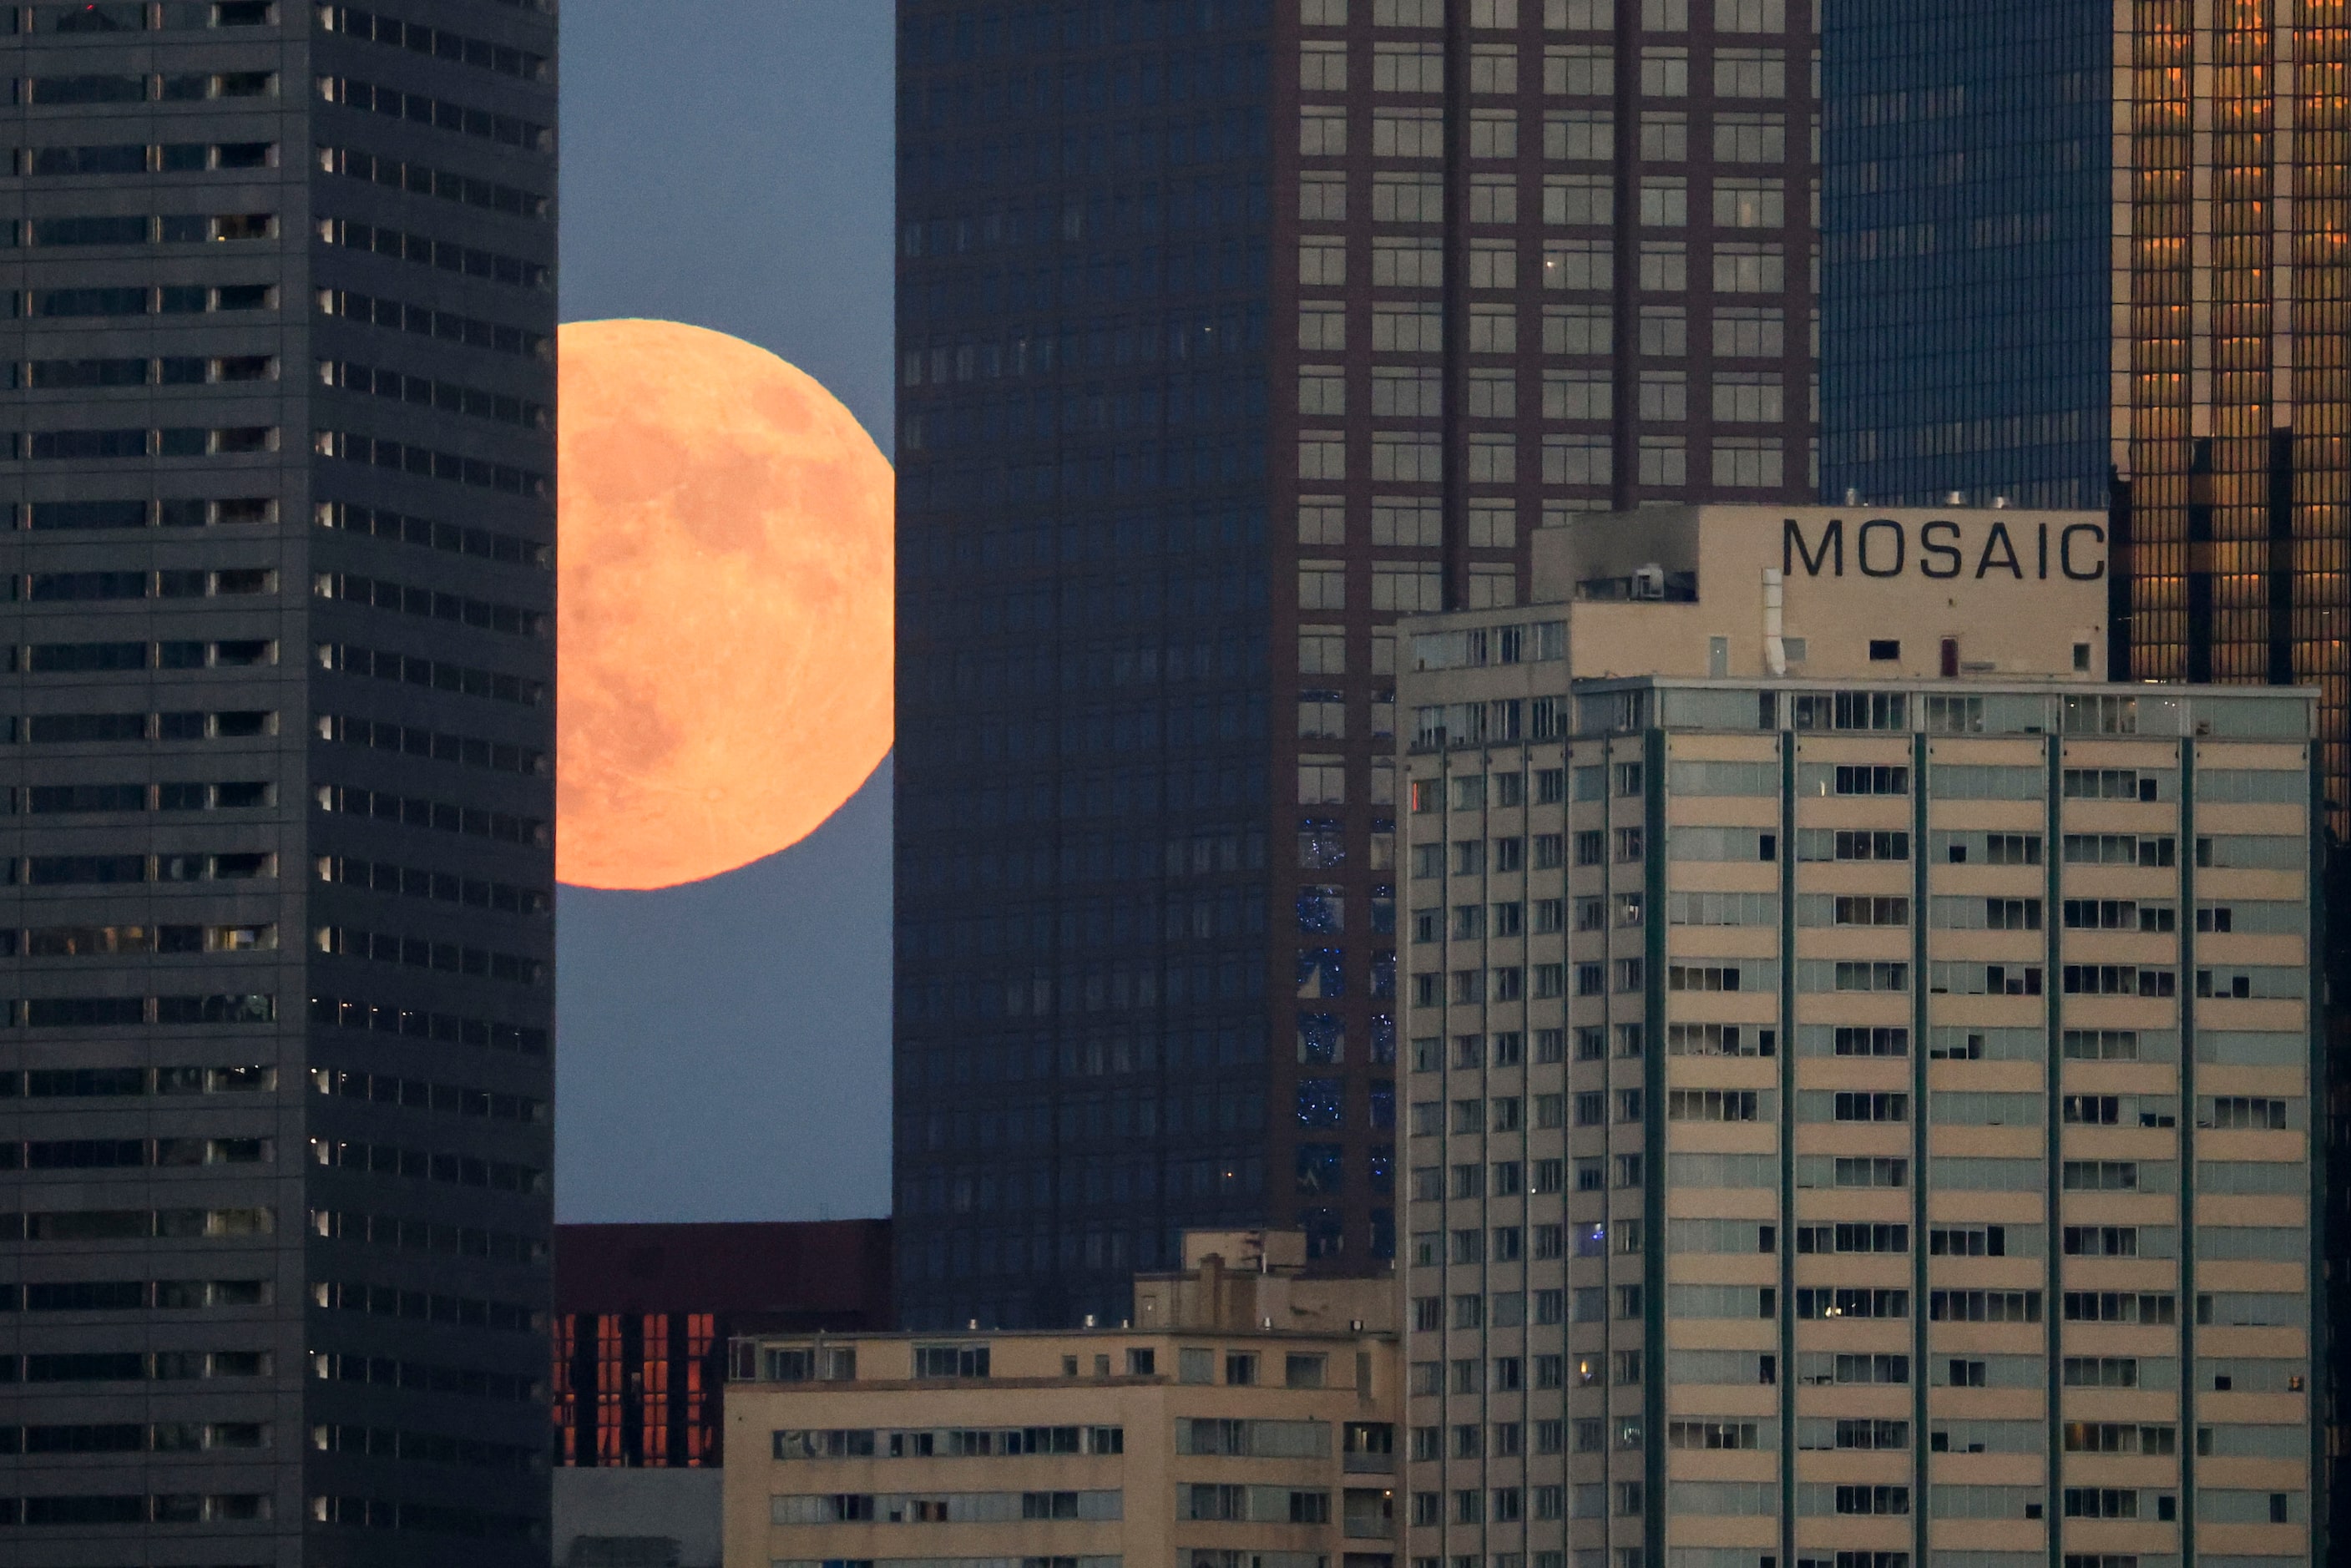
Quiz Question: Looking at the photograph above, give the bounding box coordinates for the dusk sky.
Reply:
[554,0,897,1223]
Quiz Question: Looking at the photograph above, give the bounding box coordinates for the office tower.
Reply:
[1399,505,2317,1568]
[0,3,557,1561]
[1818,3,2347,1545]
[895,0,1821,1330]
[726,1228,1400,1568]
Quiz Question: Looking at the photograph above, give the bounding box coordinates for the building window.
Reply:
[913,1343,990,1379]
[1640,47,1689,96]
[1712,438,1784,488]
[1638,436,1686,487]
[1637,176,1688,228]
[1545,434,1612,486]
[1302,106,1347,156]
[1714,177,1787,228]
[1467,175,1523,223]
[1715,48,1787,99]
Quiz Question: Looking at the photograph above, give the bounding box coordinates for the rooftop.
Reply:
[554,1218,892,1325]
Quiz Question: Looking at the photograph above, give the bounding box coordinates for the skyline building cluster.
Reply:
[893,0,1823,1335]
[1822,0,2351,817]
[0,0,2334,1561]
[888,2,2336,1564]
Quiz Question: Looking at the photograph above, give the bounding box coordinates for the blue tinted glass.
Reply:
[1295,1079,1344,1129]
[1297,1012,1344,1065]
[1821,0,2111,508]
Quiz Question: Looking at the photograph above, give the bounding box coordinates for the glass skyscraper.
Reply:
[0,3,557,1561]
[1821,0,2351,823]
[895,0,1820,1331]
[1820,0,2345,1549]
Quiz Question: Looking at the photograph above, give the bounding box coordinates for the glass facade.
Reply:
[552,1311,722,1468]
[897,0,1282,1334]
[548,1219,896,1475]
[896,0,1819,1332]
[1818,0,2111,511]
[2111,3,2351,798]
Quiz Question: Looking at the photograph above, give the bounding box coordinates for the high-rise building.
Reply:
[894,0,1821,1330]
[1398,504,2318,1568]
[0,3,557,1561]
[1818,3,2347,1545]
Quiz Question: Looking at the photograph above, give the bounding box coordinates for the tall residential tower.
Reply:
[0,3,558,1563]
[895,0,1820,1331]
[1400,505,2317,1568]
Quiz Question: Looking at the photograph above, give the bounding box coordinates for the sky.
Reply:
[554,0,898,1223]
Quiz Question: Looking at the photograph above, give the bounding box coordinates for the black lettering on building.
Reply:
[1785,517,1843,577]
[2060,523,2108,581]
[1857,519,1905,578]
[1919,521,1962,579]
[1974,522,2023,579]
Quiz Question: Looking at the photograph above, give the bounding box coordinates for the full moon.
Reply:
[556,319,893,891]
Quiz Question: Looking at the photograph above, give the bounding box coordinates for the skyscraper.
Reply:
[0,3,557,1560]
[1818,0,2350,831]
[1818,0,2347,1542]
[895,0,1820,1330]
[1399,503,2318,1568]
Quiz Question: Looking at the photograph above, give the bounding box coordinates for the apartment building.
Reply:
[895,0,1822,1328]
[1398,506,2316,1567]
[725,1230,1398,1568]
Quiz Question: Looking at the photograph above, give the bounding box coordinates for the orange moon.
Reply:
[556,319,893,891]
